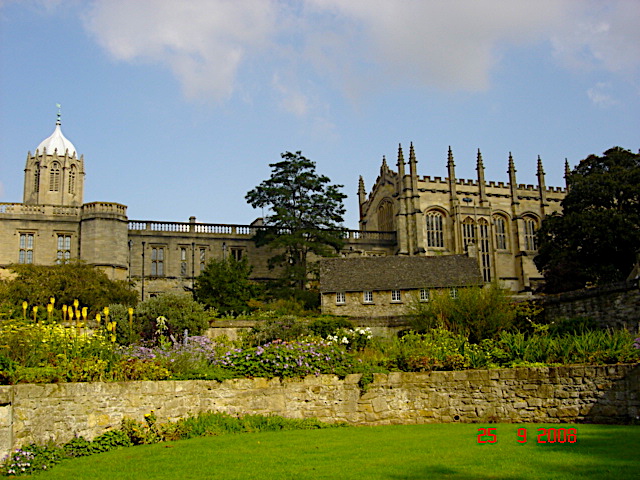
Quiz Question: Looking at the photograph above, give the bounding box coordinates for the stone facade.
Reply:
[358,144,566,292]
[318,255,483,317]
[1,119,567,297]
[0,364,637,458]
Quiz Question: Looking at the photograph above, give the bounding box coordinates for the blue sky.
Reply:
[1,0,638,228]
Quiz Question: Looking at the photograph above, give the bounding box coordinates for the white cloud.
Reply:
[551,1,640,75]
[83,0,278,100]
[587,82,618,108]
[77,0,640,108]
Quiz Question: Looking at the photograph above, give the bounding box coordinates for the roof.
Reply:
[36,122,77,157]
[318,255,483,293]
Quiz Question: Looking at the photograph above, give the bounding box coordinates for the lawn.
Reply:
[28,423,639,480]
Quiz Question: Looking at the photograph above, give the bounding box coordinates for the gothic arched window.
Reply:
[49,162,60,192]
[493,215,509,250]
[68,165,77,194]
[524,216,538,251]
[462,217,476,249]
[426,210,444,248]
[478,218,491,282]
[33,162,40,193]
[376,199,394,231]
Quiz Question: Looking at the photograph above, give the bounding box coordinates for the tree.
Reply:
[135,293,210,342]
[0,261,138,312]
[194,257,259,315]
[535,147,640,293]
[245,151,347,289]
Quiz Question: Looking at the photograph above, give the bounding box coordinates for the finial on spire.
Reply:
[56,103,61,125]
[564,158,570,177]
[508,152,516,172]
[537,155,544,175]
[476,148,484,168]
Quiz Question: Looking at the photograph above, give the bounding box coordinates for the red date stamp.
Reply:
[477,427,577,444]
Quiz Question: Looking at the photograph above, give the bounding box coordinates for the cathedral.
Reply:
[0,115,566,298]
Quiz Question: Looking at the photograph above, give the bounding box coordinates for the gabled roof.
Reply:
[319,255,483,293]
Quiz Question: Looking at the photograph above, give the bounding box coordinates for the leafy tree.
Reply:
[0,261,137,313]
[194,257,259,315]
[135,293,210,342]
[535,147,640,292]
[245,151,347,289]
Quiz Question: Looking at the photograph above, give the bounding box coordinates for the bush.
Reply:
[194,258,260,315]
[135,294,210,342]
[247,315,310,345]
[212,339,354,378]
[308,317,354,337]
[0,261,137,313]
[408,284,516,342]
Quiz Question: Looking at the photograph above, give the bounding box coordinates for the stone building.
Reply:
[0,116,394,299]
[319,255,482,317]
[358,144,567,292]
[1,116,567,299]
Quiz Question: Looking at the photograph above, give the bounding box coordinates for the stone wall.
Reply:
[0,364,637,458]
[542,281,640,332]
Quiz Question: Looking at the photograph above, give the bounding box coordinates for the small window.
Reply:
[151,247,165,276]
[336,292,346,304]
[199,248,206,272]
[19,233,34,264]
[180,247,188,276]
[420,289,429,302]
[56,234,71,264]
[231,247,245,261]
[449,287,458,299]
[363,291,373,303]
[391,290,402,302]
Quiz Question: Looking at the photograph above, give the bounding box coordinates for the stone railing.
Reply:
[128,219,395,243]
[0,203,81,216]
[0,364,636,458]
[81,202,127,216]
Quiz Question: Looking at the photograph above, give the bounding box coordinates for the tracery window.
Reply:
[494,215,508,250]
[377,199,394,231]
[462,217,476,250]
[426,211,444,248]
[49,162,61,192]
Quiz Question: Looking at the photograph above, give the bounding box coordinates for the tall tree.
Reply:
[194,257,258,315]
[535,147,640,293]
[245,151,347,289]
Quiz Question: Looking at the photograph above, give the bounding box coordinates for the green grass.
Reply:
[28,423,639,480]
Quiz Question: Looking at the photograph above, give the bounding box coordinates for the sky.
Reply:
[1,0,639,229]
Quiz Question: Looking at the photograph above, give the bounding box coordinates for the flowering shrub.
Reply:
[0,445,64,476]
[634,338,640,349]
[326,327,373,351]
[212,339,353,378]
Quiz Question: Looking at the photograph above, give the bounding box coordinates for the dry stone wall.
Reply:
[0,364,637,458]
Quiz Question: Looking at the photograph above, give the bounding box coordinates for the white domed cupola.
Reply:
[35,120,77,157]
[23,108,85,207]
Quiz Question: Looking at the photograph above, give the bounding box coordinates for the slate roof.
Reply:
[318,255,483,293]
